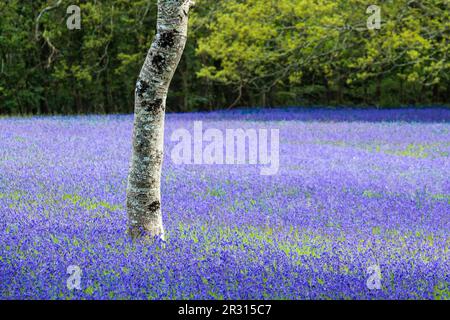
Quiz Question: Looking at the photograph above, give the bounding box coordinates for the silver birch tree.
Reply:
[127,0,194,240]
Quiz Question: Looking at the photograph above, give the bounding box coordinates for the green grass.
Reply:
[62,194,122,211]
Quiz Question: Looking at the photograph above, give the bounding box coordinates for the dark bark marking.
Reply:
[152,54,166,73]
[136,79,150,98]
[159,32,175,48]
[135,137,149,154]
[148,201,161,213]
[142,98,163,114]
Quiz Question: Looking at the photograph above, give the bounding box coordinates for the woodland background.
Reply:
[0,0,448,115]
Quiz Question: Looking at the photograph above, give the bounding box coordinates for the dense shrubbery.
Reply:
[0,0,448,115]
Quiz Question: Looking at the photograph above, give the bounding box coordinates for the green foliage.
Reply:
[0,0,448,114]
[193,0,449,107]
[1,0,157,114]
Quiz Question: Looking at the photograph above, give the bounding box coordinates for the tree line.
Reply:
[0,0,448,115]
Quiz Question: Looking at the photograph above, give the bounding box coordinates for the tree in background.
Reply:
[346,0,449,105]
[1,0,159,114]
[126,0,194,240]
[0,0,448,114]
[194,0,449,107]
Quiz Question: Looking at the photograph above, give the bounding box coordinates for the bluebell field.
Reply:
[0,108,449,299]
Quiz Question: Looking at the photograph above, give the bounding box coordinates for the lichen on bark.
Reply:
[127,0,194,241]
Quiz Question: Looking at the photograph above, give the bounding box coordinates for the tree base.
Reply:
[128,223,165,242]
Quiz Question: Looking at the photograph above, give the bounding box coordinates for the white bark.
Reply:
[127,0,193,240]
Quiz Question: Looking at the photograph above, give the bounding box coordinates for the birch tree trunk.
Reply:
[127,0,194,240]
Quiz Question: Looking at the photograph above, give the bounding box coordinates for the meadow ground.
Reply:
[0,108,449,299]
